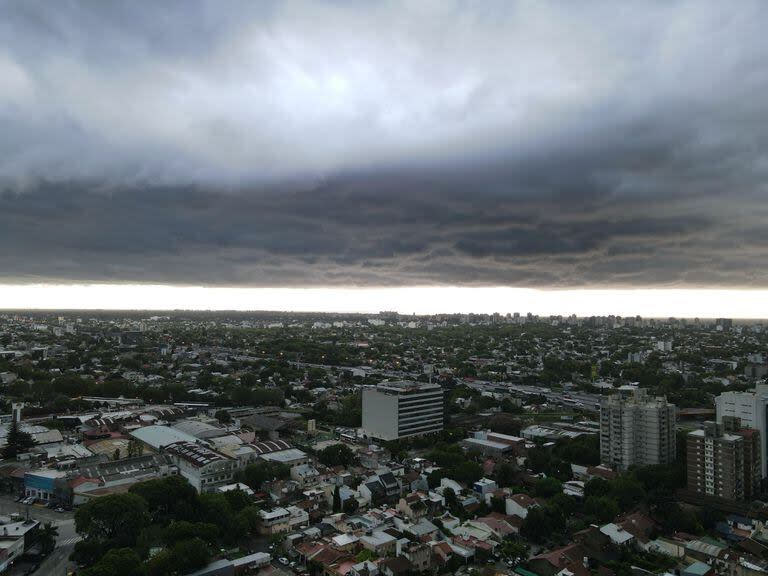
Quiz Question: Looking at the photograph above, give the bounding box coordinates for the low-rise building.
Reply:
[165,441,236,492]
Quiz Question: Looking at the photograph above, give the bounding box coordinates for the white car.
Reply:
[279,557,289,565]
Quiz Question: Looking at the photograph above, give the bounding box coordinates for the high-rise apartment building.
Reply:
[600,388,676,471]
[362,381,445,440]
[716,384,768,478]
[686,418,760,501]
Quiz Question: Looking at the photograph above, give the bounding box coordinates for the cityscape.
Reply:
[3,1,768,576]
[1,311,768,576]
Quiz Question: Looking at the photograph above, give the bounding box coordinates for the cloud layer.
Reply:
[1,1,768,287]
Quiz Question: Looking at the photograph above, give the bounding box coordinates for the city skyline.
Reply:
[2,2,768,311]
[3,284,768,318]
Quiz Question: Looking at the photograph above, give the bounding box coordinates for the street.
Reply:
[0,495,79,575]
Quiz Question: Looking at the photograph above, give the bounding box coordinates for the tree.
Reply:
[356,548,378,562]
[488,414,522,436]
[427,469,445,489]
[81,548,146,576]
[234,505,262,535]
[75,493,150,546]
[608,476,646,512]
[521,507,553,543]
[533,477,562,498]
[500,540,528,564]
[443,487,458,509]
[317,444,357,468]
[162,521,219,546]
[3,419,34,459]
[554,435,600,466]
[215,409,232,424]
[36,522,58,554]
[169,538,211,573]
[127,438,144,458]
[490,496,506,514]
[197,493,235,534]
[452,461,483,485]
[583,496,620,523]
[235,461,290,491]
[343,497,359,514]
[584,477,610,499]
[495,463,516,488]
[71,539,104,566]
[222,487,252,512]
[130,476,199,523]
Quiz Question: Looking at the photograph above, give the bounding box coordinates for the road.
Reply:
[0,495,79,575]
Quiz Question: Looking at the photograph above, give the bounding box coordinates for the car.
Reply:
[279,557,289,565]
[290,561,297,568]
[55,507,66,513]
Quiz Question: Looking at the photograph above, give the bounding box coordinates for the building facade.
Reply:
[600,388,676,471]
[686,419,761,501]
[362,381,445,440]
[165,441,237,492]
[716,384,768,477]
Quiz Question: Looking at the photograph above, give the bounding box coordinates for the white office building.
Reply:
[600,388,676,471]
[716,384,768,477]
[362,381,445,440]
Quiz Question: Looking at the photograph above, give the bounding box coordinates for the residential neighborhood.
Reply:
[1,311,768,576]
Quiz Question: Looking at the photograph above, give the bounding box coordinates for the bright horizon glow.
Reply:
[0,284,767,319]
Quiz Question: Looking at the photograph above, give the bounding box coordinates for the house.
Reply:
[600,523,635,548]
[379,556,414,576]
[682,561,714,576]
[452,520,497,543]
[291,464,320,488]
[359,473,401,505]
[473,478,498,497]
[474,515,517,539]
[506,493,539,519]
[397,494,428,521]
[349,560,379,576]
[529,544,590,576]
[258,506,309,535]
[401,541,431,572]
[360,530,397,556]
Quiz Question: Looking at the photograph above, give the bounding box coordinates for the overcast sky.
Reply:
[2,0,768,290]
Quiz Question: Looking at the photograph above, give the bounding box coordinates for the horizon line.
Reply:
[0,284,767,319]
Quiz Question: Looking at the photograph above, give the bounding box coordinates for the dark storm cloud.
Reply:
[1,1,768,287]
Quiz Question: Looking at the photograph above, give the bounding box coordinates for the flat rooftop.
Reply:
[375,380,442,393]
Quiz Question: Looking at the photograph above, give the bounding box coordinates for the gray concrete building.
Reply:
[600,388,676,471]
[362,381,445,440]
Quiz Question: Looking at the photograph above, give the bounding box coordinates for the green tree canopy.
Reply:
[235,460,290,491]
[75,493,149,547]
[317,444,357,468]
[81,548,146,576]
[2,419,35,459]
